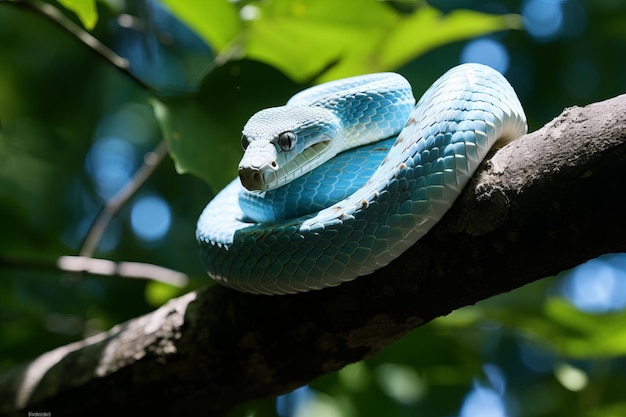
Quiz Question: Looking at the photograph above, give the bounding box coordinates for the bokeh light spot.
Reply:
[460,383,508,417]
[86,136,136,199]
[276,385,315,417]
[461,38,510,74]
[555,363,588,391]
[130,194,171,242]
[561,254,626,313]
[376,363,425,404]
[522,0,565,41]
[483,364,506,395]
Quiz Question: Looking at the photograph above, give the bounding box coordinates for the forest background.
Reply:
[1,0,626,416]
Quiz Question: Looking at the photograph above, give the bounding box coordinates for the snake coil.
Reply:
[197,63,527,295]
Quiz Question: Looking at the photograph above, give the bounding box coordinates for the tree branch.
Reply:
[1,94,625,417]
[0,255,188,287]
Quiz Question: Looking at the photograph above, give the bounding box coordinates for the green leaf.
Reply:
[243,0,398,81]
[56,0,98,30]
[587,402,626,417]
[159,0,522,83]
[151,96,241,190]
[377,8,523,70]
[242,0,522,81]
[158,0,241,50]
[543,298,626,358]
[151,60,298,191]
[480,294,626,359]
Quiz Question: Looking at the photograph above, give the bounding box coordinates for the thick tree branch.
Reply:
[1,94,626,417]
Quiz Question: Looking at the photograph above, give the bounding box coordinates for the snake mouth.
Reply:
[311,139,331,152]
[255,139,333,191]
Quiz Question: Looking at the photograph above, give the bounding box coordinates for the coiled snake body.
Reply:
[196,63,527,295]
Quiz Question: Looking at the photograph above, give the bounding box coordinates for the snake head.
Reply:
[238,105,340,192]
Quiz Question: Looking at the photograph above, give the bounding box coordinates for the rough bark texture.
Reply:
[1,94,626,416]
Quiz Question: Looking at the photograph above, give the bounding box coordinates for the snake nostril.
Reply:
[239,167,265,191]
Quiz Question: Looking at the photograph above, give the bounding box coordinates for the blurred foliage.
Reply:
[160,0,522,82]
[154,0,520,186]
[1,0,626,416]
[57,0,98,29]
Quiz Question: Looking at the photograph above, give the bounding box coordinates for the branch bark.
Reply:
[2,94,626,416]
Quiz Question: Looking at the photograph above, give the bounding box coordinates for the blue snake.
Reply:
[196,63,527,295]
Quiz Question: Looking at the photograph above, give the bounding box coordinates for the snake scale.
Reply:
[196,63,527,295]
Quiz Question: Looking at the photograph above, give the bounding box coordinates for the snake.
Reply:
[196,63,527,295]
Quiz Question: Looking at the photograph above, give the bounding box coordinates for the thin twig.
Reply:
[1,0,155,93]
[58,256,188,287]
[0,255,188,287]
[80,139,169,257]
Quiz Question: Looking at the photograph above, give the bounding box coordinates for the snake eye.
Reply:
[241,134,249,150]
[277,131,297,151]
